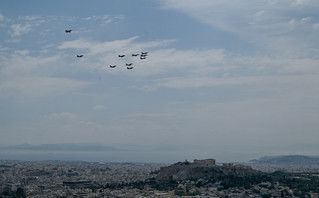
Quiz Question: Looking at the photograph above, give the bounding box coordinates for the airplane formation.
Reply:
[66,29,149,70]
[114,52,148,69]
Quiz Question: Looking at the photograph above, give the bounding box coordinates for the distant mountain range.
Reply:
[0,143,193,152]
[1,143,122,151]
[249,155,319,165]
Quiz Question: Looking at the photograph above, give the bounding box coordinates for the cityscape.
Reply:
[1,157,319,198]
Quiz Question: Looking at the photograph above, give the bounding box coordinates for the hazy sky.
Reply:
[1,0,319,162]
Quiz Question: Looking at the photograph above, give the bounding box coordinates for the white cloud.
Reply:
[85,15,124,25]
[117,48,229,77]
[22,16,42,21]
[58,39,95,50]
[313,23,319,30]
[160,0,319,56]
[9,23,32,37]
[5,39,21,43]
[58,37,142,54]
[0,76,89,99]
[130,46,319,91]
[0,50,90,99]
[292,0,308,6]
[58,36,174,55]
[161,0,270,34]
[301,17,312,23]
[22,112,108,144]
[42,112,81,123]
[0,50,56,77]
[93,105,108,110]
[151,76,253,89]
[0,12,4,21]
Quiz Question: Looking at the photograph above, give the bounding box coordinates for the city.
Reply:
[1,158,319,198]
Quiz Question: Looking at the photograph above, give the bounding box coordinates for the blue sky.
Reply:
[1,0,319,162]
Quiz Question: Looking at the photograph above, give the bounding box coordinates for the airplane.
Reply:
[127,66,134,70]
[77,55,84,58]
[118,55,125,58]
[65,30,72,33]
[126,63,133,66]
[132,54,139,56]
[141,52,148,56]
[110,65,116,68]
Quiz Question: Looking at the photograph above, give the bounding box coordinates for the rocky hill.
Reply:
[156,159,260,181]
[249,155,319,165]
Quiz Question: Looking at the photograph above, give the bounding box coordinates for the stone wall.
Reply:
[193,159,216,166]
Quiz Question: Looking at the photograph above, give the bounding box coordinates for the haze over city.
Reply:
[1,0,319,163]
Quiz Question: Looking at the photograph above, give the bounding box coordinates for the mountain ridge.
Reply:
[1,143,122,151]
[249,155,319,165]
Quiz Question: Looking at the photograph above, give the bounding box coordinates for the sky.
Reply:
[1,0,319,163]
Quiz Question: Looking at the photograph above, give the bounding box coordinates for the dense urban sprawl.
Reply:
[1,160,319,198]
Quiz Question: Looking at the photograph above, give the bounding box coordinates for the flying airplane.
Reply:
[77,55,84,58]
[110,65,116,68]
[127,66,134,70]
[141,52,148,56]
[118,55,125,58]
[132,54,139,56]
[126,63,133,66]
[65,30,72,33]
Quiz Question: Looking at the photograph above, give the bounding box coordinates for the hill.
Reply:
[156,159,260,181]
[1,143,120,151]
[250,155,319,165]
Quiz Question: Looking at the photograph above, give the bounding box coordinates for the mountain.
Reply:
[1,143,121,151]
[249,155,319,165]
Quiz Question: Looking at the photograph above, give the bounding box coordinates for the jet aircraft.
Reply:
[141,52,148,56]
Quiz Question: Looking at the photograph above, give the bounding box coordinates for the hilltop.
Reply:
[156,159,260,181]
[250,155,319,165]
[249,155,319,173]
